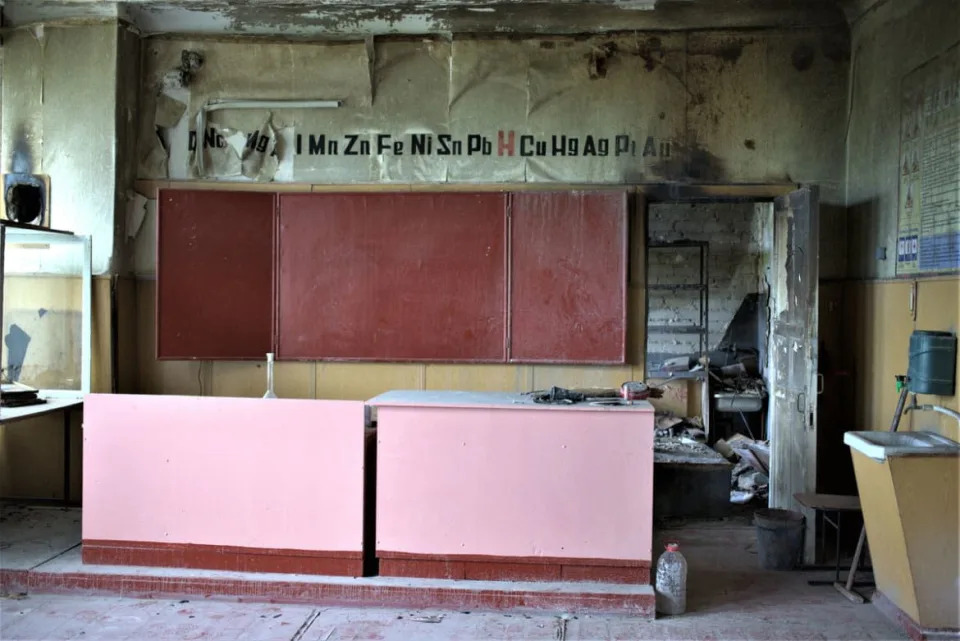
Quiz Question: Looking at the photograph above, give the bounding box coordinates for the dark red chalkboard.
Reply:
[277,193,507,361]
[509,191,628,363]
[156,189,276,360]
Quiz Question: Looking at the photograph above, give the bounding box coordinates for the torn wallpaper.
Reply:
[139,35,691,184]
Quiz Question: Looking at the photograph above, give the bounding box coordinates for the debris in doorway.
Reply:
[713,438,737,461]
[655,411,702,438]
[723,434,770,502]
[737,471,768,492]
[728,434,770,475]
[654,435,727,465]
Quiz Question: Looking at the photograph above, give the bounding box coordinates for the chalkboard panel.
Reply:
[156,189,276,360]
[277,193,507,361]
[509,191,628,363]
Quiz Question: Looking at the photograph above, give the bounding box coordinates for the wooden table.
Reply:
[0,397,83,505]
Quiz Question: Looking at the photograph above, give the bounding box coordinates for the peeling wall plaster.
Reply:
[3,0,849,37]
[0,23,120,275]
[136,30,850,197]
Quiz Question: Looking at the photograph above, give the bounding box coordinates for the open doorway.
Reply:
[645,199,772,519]
[645,186,821,564]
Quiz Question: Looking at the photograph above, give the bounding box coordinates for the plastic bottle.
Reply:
[655,541,687,615]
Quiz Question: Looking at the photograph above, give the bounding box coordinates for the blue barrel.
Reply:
[907,330,957,396]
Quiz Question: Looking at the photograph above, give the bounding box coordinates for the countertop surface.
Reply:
[367,390,654,412]
[0,397,83,424]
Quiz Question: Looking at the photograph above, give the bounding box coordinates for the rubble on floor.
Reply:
[654,412,704,440]
[714,433,770,504]
[654,436,728,465]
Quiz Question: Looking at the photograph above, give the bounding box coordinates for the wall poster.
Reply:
[896,43,960,275]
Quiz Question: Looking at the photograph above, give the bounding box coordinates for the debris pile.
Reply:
[714,433,770,504]
[654,411,704,440]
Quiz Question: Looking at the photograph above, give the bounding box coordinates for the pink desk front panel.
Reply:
[375,403,654,583]
[82,394,366,575]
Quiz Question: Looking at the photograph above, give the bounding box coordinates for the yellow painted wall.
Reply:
[0,276,112,500]
[844,276,959,441]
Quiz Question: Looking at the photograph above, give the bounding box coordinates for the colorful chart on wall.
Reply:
[896,43,960,275]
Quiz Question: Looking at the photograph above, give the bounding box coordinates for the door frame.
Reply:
[639,183,820,562]
[637,183,799,440]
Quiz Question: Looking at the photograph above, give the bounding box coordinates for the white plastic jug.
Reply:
[655,541,688,615]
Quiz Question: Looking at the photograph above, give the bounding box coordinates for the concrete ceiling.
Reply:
[1,0,853,37]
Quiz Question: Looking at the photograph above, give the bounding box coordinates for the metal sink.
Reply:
[844,430,960,461]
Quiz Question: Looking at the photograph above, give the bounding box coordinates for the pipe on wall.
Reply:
[904,395,960,425]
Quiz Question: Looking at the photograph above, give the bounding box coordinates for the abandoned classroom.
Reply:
[0,0,958,639]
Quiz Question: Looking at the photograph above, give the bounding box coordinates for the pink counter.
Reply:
[370,391,655,583]
[82,394,366,576]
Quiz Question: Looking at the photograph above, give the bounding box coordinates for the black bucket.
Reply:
[755,508,804,570]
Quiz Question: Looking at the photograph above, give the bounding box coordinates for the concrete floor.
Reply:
[0,505,81,571]
[0,504,906,640]
[1,579,906,641]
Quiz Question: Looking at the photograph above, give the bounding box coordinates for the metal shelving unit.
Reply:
[646,240,710,379]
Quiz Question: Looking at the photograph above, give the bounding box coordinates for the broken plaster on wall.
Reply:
[125,191,149,240]
[193,113,283,181]
[154,93,187,128]
[141,131,169,178]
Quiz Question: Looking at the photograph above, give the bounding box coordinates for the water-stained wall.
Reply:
[846,0,960,280]
[0,23,122,275]
[126,28,850,405]
[843,0,959,441]
[134,30,849,201]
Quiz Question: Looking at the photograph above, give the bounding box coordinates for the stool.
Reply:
[794,492,873,595]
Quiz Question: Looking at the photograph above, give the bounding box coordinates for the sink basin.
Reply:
[844,430,960,461]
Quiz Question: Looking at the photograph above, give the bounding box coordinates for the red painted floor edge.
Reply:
[0,569,30,593]
[871,589,958,641]
[3,567,654,617]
